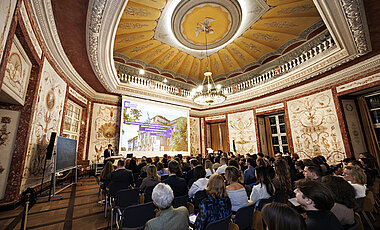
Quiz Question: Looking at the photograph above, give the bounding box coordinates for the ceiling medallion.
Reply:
[172,0,241,50]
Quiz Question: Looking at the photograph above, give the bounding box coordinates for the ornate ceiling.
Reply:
[114,0,325,84]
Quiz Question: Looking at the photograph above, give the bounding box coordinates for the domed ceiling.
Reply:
[113,0,325,86]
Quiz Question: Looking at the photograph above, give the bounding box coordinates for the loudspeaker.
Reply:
[46,132,57,160]
[232,139,236,153]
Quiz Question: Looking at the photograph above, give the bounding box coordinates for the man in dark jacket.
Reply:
[163,160,188,197]
[103,144,114,164]
[108,159,134,196]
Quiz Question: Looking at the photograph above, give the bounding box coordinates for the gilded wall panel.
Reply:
[189,117,201,156]
[21,59,67,191]
[287,90,346,164]
[88,103,120,163]
[228,110,257,155]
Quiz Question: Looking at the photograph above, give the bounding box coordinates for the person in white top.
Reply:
[250,166,275,204]
[215,157,228,175]
[188,165,209,198]
[204,160,214,178]
[342,166,367,198]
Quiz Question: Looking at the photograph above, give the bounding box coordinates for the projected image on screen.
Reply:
[120,98,188,154]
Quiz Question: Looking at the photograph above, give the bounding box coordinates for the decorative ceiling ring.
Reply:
[172,0,242,50]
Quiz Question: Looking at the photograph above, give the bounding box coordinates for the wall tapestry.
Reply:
[228,110,258,155]
[20,58,67,192]
[189,117,201,156]
[88,103,120,163]
[0,109,20,199]
[2,36,32,105]
[287,90,346,164]
[0,0,17,64]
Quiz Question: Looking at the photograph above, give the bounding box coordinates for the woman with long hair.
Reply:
[273,158,292,203]
[204,160,213,178]
[156,162,168,177]
[140,164,160,191]
[225,166,248,212]
[100,161,114,189]
[342,165,367,198]
[250,166,275,205]
[262,202,306,230]
[188,165,208,198]
[193,174,231,230]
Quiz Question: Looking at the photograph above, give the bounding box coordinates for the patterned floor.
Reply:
[0,176,108,230]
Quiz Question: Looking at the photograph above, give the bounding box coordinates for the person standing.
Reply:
[104,144,114,163]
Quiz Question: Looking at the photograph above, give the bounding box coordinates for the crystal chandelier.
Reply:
[193,20,226,106]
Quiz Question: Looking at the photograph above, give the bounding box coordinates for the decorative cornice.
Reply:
[340,0,371,54]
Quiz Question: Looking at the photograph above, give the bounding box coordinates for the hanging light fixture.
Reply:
[193,20,226,106]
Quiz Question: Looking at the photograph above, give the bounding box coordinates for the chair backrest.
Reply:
[161,175,169,181]
[205,214,232,230]
[172,195,188,208]
[144,185,156,203]
[123,202,156,228]
[362,194,374,212]
[344,218,359,230]
[354,212,363,230]
[234,203,255,230]
[229,222,239,230]
[354,197,365,212]
[193,190,207,209]
[256,197,274,211]
[115,188,140,208]
[109,182,131,197]
[252,210,264,230]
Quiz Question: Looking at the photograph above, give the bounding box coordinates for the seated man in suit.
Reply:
[145,183,189,230]
[108,159,134,196]
[104,144,114,164]
[163,160,188,197]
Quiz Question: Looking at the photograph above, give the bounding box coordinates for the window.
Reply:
[268,114,288,154]
[62,100,82,141]
[366,93,380,145]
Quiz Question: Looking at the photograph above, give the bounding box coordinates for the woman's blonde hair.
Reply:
[344,166,367,185]
[205,160,214,173]
[147,165,159,180]
[206,174,227,198]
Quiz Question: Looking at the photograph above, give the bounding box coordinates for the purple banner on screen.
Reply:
[124,121,171,129]
[150,133,171,137]
[139,127,172,133]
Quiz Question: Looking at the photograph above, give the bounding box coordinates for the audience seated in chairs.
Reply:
[272,158,292,203]
[189,165,209,199]
[100,161,113,189]
[108,159,134,196]
[225,166,248,212]
[145,183,189,230]
[342,166,367,199]
[157,162,168,177]
[140,165,160,192]
[322,175,356,227]
[303,164,322,181]
[261,202,306,230]
[193,174,232,230]
[205,160,214,178]
[294,179,344,230]
[163,160,188,197]
[250,166,275,208]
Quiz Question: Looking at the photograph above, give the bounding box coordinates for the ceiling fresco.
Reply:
[113,0,325,85]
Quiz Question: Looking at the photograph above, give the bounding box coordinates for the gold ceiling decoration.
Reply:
[114,0,323,82]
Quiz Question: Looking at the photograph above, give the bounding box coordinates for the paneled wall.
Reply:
[88,103,120,163]
[287,90,346,164]
[189,117,201,155]
[20,58,67,192]
[227,110,257,155]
